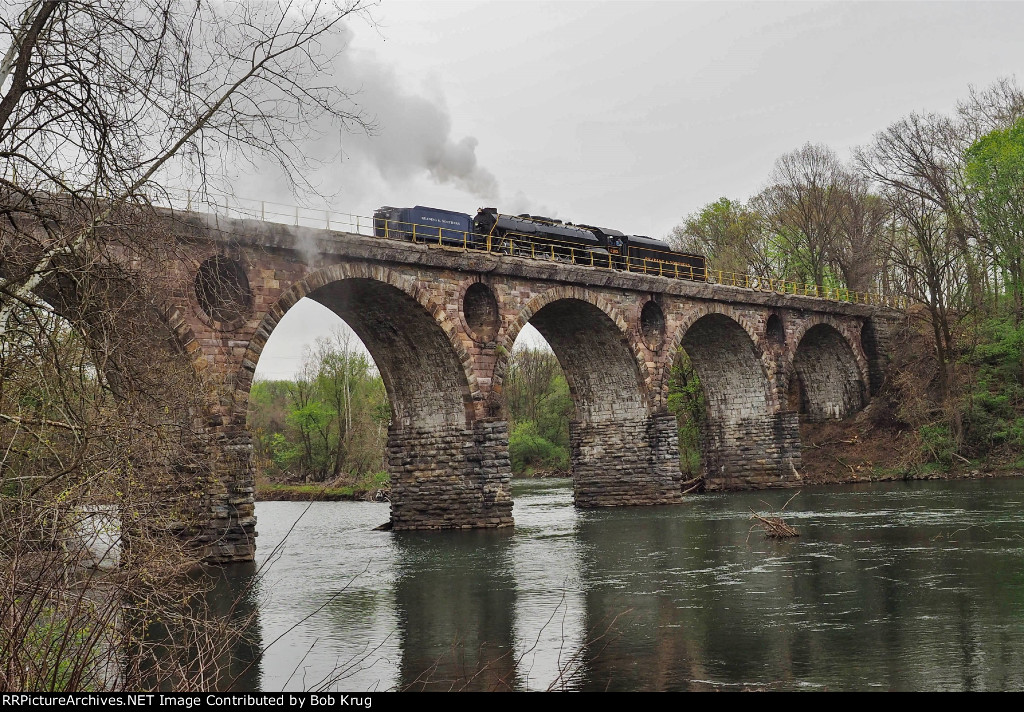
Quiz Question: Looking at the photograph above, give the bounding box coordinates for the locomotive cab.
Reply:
[579,224,627,269]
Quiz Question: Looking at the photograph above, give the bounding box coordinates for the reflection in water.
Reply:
[228,479,1024,691]
[206,563,263,692]
[508,480,586,690]
[142,563,263,691]
[393,531,517,690]
[574,481,1024,690]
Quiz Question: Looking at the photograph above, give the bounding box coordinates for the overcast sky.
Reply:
[250,0,1024,380]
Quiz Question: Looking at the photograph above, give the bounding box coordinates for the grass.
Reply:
[256,471,389,501]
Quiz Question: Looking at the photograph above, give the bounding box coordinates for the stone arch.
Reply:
[666,306,800,489]
[235,263,511,531]
[638,297,667,351]
[789,321,866,421]
[662,304,777,412]
[499,286,681,507]
[677,312,772,425]
[235,263,479,428]
[765,313,785,347]
[459,280,501,344]
[496,285,654,407]
[788,315,869,379]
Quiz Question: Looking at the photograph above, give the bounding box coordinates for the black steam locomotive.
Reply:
[373,205,706,281]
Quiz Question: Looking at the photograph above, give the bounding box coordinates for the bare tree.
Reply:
[0,0,375,333]
[0,0,380,691]
[855,80,1024,307]
[956,77,1024,142]
[830,173,889,294]
[882,187,965,399]
[754,143,846,287]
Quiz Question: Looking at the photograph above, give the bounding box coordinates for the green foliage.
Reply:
[504,346,572,474]
[12,604,103,691]
[666,349,706,476]
[966,116,1024,314]
[963,314,1024,374]
[671,197,764,276]
[249,329,389,483]
[965,118,1024,228]
[955,314,1024,454]
[918,423,956,465]
[509,421,569,474]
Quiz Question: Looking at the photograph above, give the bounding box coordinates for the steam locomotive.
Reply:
[373,205,707,281]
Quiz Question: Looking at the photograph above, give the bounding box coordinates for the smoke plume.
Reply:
[336,45,499,201]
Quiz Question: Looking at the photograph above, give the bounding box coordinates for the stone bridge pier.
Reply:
[506,293,683,508]
[150,213,898,562]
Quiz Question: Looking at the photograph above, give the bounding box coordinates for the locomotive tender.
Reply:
[373,205,707,281]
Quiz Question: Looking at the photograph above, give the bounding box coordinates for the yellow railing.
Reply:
[159,190,907,309]
[704,269,908,309]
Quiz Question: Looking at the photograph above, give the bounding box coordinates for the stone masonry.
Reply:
[148,211,899,562]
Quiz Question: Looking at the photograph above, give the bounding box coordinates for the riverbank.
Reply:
[797,402,1024,486]
[255,455,1021,502]
[257,484,377,501]
[256,472,390,502]
[255,403,1022,502]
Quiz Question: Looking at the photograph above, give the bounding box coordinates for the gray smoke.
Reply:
[225,24,556,218]
[337,45,499,201]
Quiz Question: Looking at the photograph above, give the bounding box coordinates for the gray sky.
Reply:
[251,0,1024,380]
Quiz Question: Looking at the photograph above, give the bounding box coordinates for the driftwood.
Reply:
[748,492,800,540]
[749,511,800,538]
[680,476,705,495]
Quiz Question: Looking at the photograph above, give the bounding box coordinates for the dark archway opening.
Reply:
[792,324,865,422]
[464,282,500,344]
[766,313,785,347]
[676,313,797,488]
[640,299,666,350]
[194,255,252,327]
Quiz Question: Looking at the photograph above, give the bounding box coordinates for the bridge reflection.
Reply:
[393,530,519,691]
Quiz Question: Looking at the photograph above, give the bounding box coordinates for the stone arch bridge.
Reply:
[153,212,898,562]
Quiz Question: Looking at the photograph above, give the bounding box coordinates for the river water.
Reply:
[211,477,1024,691]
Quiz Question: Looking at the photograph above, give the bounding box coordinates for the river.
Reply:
[209,477,1024,691]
